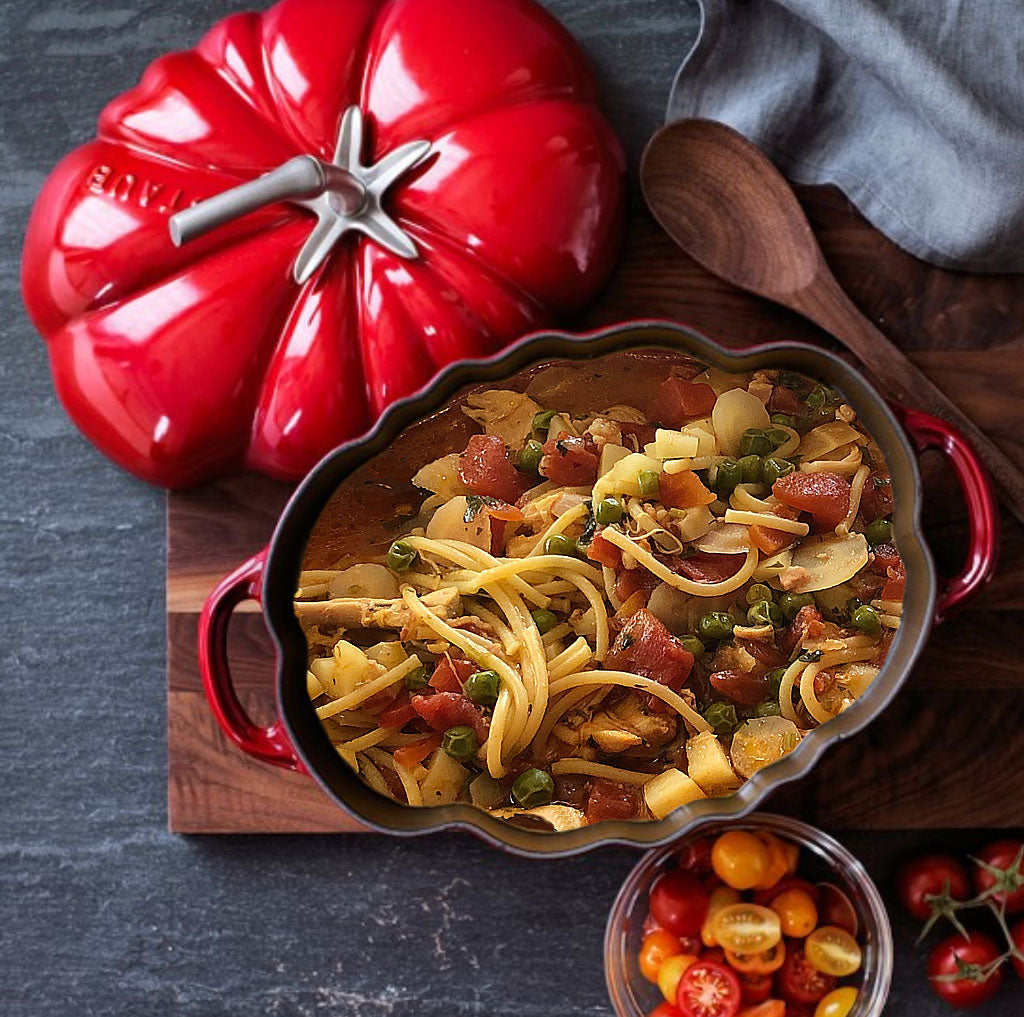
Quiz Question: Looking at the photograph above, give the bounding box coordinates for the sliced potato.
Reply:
[686,731,741,795]
[327,564,399,600]
[648,583,736,636]
[777,532,870,593]
[365,641,408,671]
[730,716,802,779]
[599,442,631,478]
[644,768,707,819]
[652,429,701,460]
[421,749,469,806]
[469,773,505,810]
[593,452,663,501]
[462,389,541,446]
[671,504,715,542]
[426,495,492,550]
[694,522,751,555]
[310,640,376,699]
[712,388,771,456]
[834,662,880,699]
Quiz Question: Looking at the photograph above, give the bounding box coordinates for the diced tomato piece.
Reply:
[648,377,717,428]
[779,604,824,657]
[588,530,623,569]
[881,574,906,600]
[616,420,658,450]
[429,655,478,693]
[737,638,787,670]
[614,567,658,602]
[773,471,851,530]
[379,695,418,728]
[749,506,800,555]
[870,542,903,575]
[485,502,524,523]
[539,433,600,486]
[659,469,716,509]
[393,734,442,768]
[410,691,489,743]
[860,470,893,522]
[604,608,695,689]
[768,385,803,416]
[458,434,532,504]
[584,780,640,824]
[667,552,745,584]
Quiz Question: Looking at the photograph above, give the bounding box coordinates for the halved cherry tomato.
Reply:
[712,832,772,890]
[738,972,771,1006]
[660,954,699,1003]
[753,833,792,891]
[724,941,786,974]
[815,883,858,937]
[641,930,684,982]
[813,986,859,1017]
[738,1002,785,1017]
[804,927,862,977]
[676,960,742,1017]
[777,945,836,1006]
[712,905,782,954]
[702,887,744,946]
[770,888,818,938]
[650,870,712,938]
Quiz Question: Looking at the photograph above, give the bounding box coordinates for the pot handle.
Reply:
[197,549,303,771]
[895,405,999,622]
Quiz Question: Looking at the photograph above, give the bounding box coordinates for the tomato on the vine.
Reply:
[897,854,972,920]
[676,960,742,1017]
[927,931,1004,1008]
[973,839,1024,914]
[651,871,712,938]
[776,946,837,1006]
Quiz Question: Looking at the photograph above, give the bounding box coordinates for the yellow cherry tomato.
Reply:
[770,887,819,938]
[639,930,682,982]
[780,837,800,874]
[814,986,860,1017]
[753,832,792,890]
[658,953,698,1002]
[701,885,743,946]
[724,939,786,974]
[712,831,771,890]
[805,925,863,977]
[712,903,782,954]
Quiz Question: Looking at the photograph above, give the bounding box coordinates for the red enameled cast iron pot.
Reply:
[198,321,997,856]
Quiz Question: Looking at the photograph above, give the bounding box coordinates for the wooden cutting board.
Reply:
[167,186,1024,834]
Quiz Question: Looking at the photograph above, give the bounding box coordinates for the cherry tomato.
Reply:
[813,987,859,1017]
[737,1003,784,1017]
[928,931,1005,1008]
[644,912,666,937]
[713,905,782,954]
[815,883,858,937]
[660,954,699,1003]
[676,960,743,1017]
[738,972,771,1006]
[777,946,837,1006]
[804,926,862,977]
[641,930,683,982]
[753,833,792,891]
[649,1005,682,1017]
[725,941,786,974]
[651,871,713,938]
[1011,917,1024,980]
[712,832,772,890]
[897,854,972,920]
[678,837,716,877]
[973,839,1024,914]
[770,889,818,938]
[702,887,744,946]
[754,876,820,908]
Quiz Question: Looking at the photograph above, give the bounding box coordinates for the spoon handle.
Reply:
[796,278,1024,525]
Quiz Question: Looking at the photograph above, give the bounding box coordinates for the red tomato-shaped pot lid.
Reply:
[22,0,625,487]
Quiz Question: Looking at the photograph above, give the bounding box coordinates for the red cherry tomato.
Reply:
[776,945,837,1006]
[737,972,771,1006]
[676,960,742,1017]
[737,1003,784,1017]
[678,837,716,878]
[897,854,972,920]
[972,839,1024,915]
[815,883,859,938]
[651,871,712,938]
[1009,917,1024,980]
[927,931,1005,1008]
[649,1005,682,1017]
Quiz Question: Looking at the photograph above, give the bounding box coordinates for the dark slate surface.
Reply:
[1,2,1020,1014]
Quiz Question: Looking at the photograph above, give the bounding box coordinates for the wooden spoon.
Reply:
[641,118,1024,523]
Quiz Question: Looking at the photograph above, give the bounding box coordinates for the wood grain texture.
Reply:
[168,186,1024,833]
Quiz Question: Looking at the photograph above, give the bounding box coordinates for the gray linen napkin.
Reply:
[667,0,1024,273]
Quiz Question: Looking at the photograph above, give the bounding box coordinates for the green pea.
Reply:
[531,608,558,635]
[404,665,431,691]
[738,454,763,484]
[765,428,792,449]
[738,429,774,457]
[746,583,775,605]
[511,767,555,808]
[698,611,735,642]
[386,539,418,572]
[753,701,782,718]
[703,701,738,735]
[544,533,578,558]
[714,458,744,493]
[770,414,795,428]
[638,469,661,497]
[851,604,882,635]
[532,409,556,434]
[767,667,787,696]
[678,635,706,660]
[465,669,500,706]
[441,725,479,761]
[779,591,815,622]
[747,600,782,627]
[518,439,544,473]
[595,497,624,525]
[761,456,796,487]
[865,518,892,546]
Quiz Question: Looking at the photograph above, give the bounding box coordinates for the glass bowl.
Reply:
[605,813,893,1016]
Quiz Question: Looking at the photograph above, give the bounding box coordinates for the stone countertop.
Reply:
[1,1,1019,1014]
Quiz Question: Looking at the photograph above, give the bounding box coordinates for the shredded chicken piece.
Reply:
[778,565,812,591]
[836,403,857,423]
[563,693,678,754]
[714,643,759,673]
[294,587,461,639]
[748,371,774,405]
[461,389,541,446]
[585,417,623,449]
